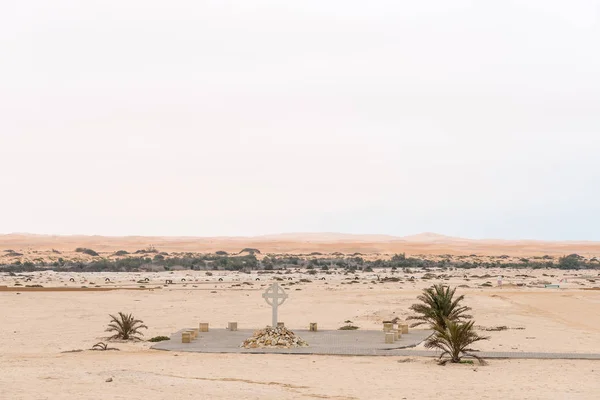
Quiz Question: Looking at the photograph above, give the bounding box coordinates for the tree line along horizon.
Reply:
[1,246,597,273]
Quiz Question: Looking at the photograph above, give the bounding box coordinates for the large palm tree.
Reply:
[424,319,489,365]
[105,312,148,340]
[407,284,472,329]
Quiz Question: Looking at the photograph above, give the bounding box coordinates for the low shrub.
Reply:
[339,325,359,330]
[148,336,170,342]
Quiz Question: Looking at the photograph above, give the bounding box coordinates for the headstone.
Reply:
[228,322,238,331]
[400,324,409,334]
[182,332,192,343]
[262,283,288,327]
[383,322,393,332]
[309,323,318,331]
[199,322,209,332]
[385,332,395,344]
[277,322,285,328]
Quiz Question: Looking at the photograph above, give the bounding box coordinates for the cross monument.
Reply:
[262,283,288,327]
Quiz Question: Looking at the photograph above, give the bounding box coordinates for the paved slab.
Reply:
[151,328,600,360]
[151,328,433,355]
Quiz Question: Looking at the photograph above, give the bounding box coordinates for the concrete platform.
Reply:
[150,328,600,360]
[151,328,433,356]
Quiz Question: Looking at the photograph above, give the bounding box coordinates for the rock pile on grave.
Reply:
[241,326,309,349]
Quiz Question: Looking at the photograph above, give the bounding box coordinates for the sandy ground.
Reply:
[1,269,600,399]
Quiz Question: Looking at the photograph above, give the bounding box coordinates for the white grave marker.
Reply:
[262,283,288,327]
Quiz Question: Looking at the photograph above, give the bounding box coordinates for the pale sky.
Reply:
[1,1,599,240]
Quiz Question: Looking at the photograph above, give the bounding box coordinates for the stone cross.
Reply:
[262,283,288,327]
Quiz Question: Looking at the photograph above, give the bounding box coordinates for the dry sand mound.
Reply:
[241,326,309,349]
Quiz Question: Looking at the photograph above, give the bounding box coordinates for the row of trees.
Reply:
[2,251,597,273]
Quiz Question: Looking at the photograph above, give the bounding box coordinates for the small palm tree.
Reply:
[92,342,109,350]
[425,319,489,365]
[407,284,472,329]
[91,342,119,351]
[105,312,148,340]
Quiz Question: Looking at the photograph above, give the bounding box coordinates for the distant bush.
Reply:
[114,250,129,256]
[239,248,261,254]
[558,254,582,269]
[75,248,99,257]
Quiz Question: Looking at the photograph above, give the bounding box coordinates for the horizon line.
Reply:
[2,231,600,244]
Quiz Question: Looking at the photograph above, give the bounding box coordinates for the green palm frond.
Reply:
[407,284,472,329]
[105,312,148,340]
[424,319,489,364]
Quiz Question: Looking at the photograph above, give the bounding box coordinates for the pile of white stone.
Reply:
[241,326,309,349]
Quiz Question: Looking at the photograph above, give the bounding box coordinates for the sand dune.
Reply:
[2,232,600,257]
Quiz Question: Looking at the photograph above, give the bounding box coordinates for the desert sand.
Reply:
[1,234,600,399]
[4,232,600,258]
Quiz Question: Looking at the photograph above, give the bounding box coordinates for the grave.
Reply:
[155,328,432,355]
[157,282,432,355]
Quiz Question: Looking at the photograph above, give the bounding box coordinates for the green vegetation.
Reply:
[409,284,488,365]
[424,319,489,365]
[105,312,148,341]
[148,336,171,342]
[558,254,584,269]
[339,320,359,330]
[407,284,472,329]
[1,251,598,273]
